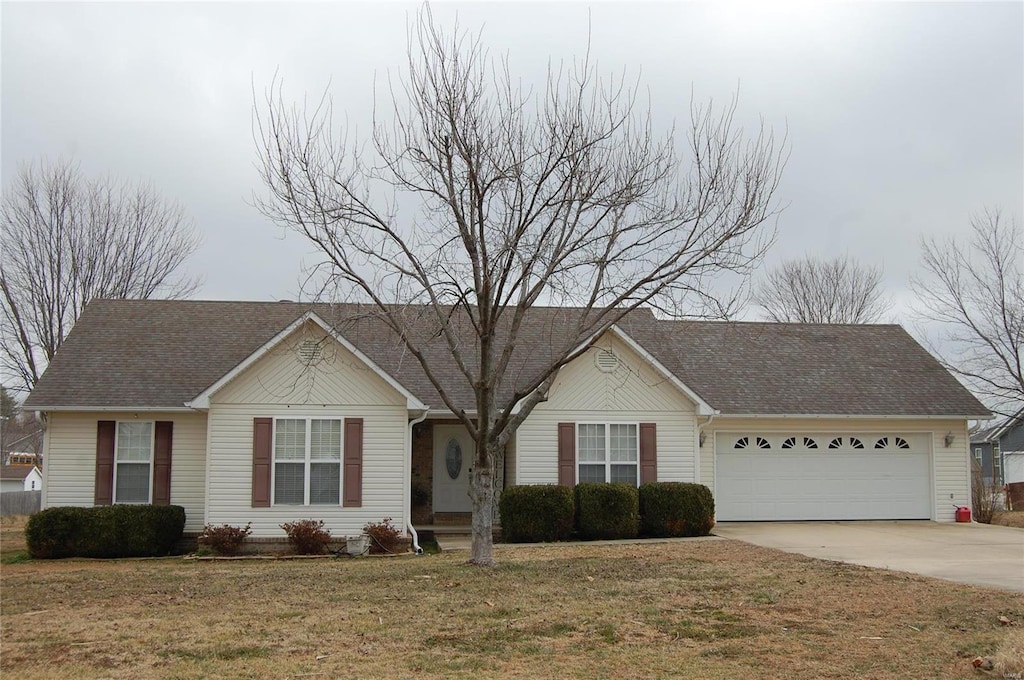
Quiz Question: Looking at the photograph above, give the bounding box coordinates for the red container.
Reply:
[955,506,972,523]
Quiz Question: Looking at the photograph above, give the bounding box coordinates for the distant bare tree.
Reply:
[1,158,201,393]
[753,255,891,324]
[254,7,786,566]
[912,209,1023,415]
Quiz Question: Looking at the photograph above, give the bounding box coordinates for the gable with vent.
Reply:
[207,320,408,407]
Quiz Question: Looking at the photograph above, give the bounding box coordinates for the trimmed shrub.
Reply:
[25,506,88,559]
[639,482,715,537]
[281,519,332,555]
[26,505,186,559]
[199,522,253,556]
[499,485,575,543]
[364,517,402,554]
[576,483,639,540]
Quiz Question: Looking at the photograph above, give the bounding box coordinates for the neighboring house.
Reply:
[5,451,42,467]
[972,407,1024,486]
[0,465,43,493]
[24,300,990,538]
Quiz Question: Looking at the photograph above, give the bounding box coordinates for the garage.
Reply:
[715,432,932,521]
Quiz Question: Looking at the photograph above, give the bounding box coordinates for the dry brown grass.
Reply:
[992,510,1024,528]
[0,514,28,555]
[1,536,1022,679]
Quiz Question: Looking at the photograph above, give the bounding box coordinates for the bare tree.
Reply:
[753,255,891,324]
[1,158,201,393]
[254,8,786,566]
[912,209,1023,415]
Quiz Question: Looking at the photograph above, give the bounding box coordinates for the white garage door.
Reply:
[716,433,932,521]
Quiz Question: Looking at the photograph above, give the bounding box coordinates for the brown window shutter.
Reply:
[343,418,364,507]
[252,418,272,507]
[558,422,576,487]
[95,421,116,505]
[153,421,173,505]
[640,422,657,483]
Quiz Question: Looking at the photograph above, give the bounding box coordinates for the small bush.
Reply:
[199,522,252,556]
[499,485,575,542]
[364,517,402,554]
[971,459,1000,524]
[26,505,185,559]
[576,483,639,540]
[639,482,715,537]
[25,506,87,559]
[281,519,332,555]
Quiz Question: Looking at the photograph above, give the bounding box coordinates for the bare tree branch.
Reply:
[0,158,202,393]
[911,208,1023,416]
[753,255,892,324]
[253,6,786,566]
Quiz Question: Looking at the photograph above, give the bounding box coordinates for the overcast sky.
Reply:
[2,1,1022,322]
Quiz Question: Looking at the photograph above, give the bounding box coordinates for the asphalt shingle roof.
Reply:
[24,299,990,418]
[0,465,38,481]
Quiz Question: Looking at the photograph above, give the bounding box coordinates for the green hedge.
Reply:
[26,505,186,559]
[499,485,575,542]
[576,483,639,540]
[639,482,715,537]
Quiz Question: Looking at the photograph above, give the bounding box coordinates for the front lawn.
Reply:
[992,510,1024,528]
[1,536,1021,678]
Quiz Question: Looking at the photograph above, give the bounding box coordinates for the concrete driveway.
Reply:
[714,521,1024,592]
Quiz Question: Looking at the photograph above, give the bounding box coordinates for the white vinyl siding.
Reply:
[206,322,411,537]
[42,412,208,532]
[207,404,407,536]
[211,321,405,407]
[516,332,699,485]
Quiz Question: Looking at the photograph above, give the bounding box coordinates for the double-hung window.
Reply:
[114,421,153,503]
[273,418,342,505]
[577,423,639,486]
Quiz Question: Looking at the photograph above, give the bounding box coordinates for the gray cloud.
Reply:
[3,1,1021,315]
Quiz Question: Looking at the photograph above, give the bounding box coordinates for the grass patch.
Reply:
[992,510,1024,528]
[1,549,31,565]
[162,645,271,662]
[0,536,1021,679]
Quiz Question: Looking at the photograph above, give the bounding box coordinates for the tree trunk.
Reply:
[467,444,496,566]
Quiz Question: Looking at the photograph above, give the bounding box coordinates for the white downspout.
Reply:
[407,410,428,555]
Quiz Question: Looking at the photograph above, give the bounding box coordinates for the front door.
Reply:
[433,425,474,513]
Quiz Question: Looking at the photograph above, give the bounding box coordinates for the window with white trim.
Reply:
[114,421,153,503]
[974,447,983,463]
[577,423,639,486]
[273,418,342,505]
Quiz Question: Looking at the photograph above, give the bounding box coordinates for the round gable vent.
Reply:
[594,348,620,373]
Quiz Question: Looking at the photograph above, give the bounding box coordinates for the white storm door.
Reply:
[433,425,474,513]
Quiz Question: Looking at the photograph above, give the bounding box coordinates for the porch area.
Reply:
[411,419,507,550]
